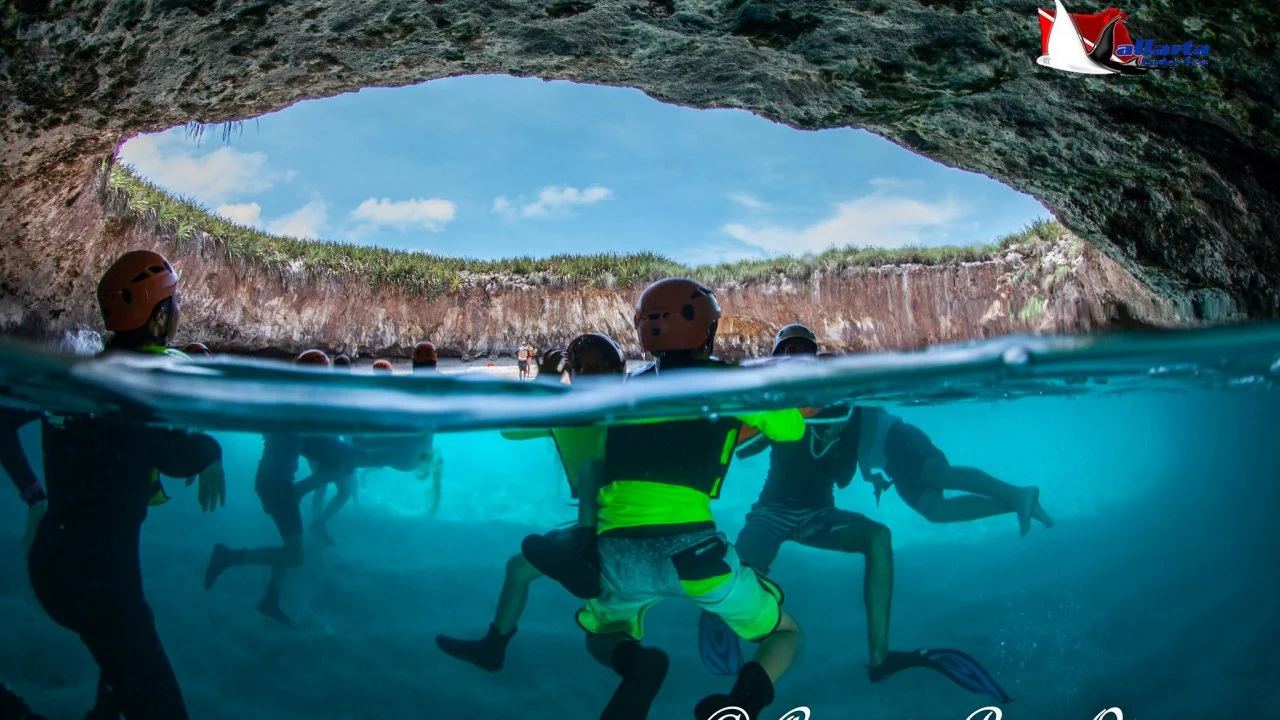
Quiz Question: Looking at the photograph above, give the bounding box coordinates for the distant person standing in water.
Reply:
[1,250,226,720]
[516,341,533,380]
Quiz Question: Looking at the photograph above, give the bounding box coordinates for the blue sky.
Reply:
[117,74,1049,265]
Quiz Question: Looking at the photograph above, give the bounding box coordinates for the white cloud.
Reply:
[117,134,275,203]
[492,197,516,221]
[722,190,965,255]
[492,185,613,220]
[351,197,457,231]
[726,193,765,210]
[215,202,262,227]
[267,201,328,240]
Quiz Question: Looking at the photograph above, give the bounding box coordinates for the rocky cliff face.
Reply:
[0,169,1185,360]
[1,1,1277,322]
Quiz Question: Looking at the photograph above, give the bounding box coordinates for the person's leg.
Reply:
[257,534,304,625]
[733,505,794,576]
[311,472,354,546]
[576,536,669,720]
[688,538,802,720]
[82,602,188,720]
[795,509,892,667]
[887,422,1049,535]
[435,548,546,671]
[205,487,305,624]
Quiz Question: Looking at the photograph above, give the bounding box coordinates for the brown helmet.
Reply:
[183,342,212,357]
[333,353,353,369]
[412,342,438,369]
[294,349,330,367]
[634,278,721,355]
[97,250,179,334]
[372,359,394,373]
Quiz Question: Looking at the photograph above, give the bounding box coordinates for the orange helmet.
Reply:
[295,349,330,367]
[97,250,179,334]
[412,342,438,369]
[183,342,212,357]
[634,278,721,355]
[372,359,394,373]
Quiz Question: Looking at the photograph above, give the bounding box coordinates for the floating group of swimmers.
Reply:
[1,248,1053,720]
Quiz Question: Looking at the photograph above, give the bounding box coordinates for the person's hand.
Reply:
[22,499,46,561]
[187,461,226,512]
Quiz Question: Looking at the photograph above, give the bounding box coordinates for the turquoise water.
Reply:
[2,326,1279,719]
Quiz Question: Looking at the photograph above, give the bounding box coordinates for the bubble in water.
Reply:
[1270,357,1280,376]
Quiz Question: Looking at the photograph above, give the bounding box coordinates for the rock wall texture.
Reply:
[0,170,1185,360]
[1,1,1277,324]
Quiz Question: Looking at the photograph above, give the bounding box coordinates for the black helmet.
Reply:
[567,332,626,376]
[772,324,818,356]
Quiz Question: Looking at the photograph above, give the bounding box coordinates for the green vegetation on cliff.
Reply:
[103,161,1064,299]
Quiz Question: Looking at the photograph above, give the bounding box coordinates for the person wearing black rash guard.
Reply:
[698,324,1022,705]
[1,250,226,720]
[203,349,363,623]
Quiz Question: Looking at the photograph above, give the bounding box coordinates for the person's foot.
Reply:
[435,628,512,672]
[868,649,918,683]
[695,660,774,720]
[310,520,336,547]
[257,595,294,626]
[204,543,232,590]
[1030,492,1055,528]
[1015,487,1036,537]
[604,645,669,720]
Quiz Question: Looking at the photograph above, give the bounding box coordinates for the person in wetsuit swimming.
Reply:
[203,349,364,624]
[1,250,226,720]
[434,332,626,671]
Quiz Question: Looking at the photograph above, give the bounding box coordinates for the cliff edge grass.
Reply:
[103,159,1065,298]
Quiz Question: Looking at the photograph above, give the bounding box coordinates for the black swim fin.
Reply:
[698,610,745,676]
[869,648,1012,704]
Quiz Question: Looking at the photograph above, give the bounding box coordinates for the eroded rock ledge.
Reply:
[0,167,1186,360]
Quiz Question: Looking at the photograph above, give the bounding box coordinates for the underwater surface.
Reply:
[2,327,1279,720]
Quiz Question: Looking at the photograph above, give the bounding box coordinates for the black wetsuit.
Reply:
[2,411,221,720]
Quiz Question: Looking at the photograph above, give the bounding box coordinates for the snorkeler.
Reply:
[183,341,212,357]
[1,250,226,720]
[697,324,1014,704]
[203,349,360,623]
[372,359,393,373]
[434,332,626,671]
[334,353,353,370]
[525,279,808,720]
